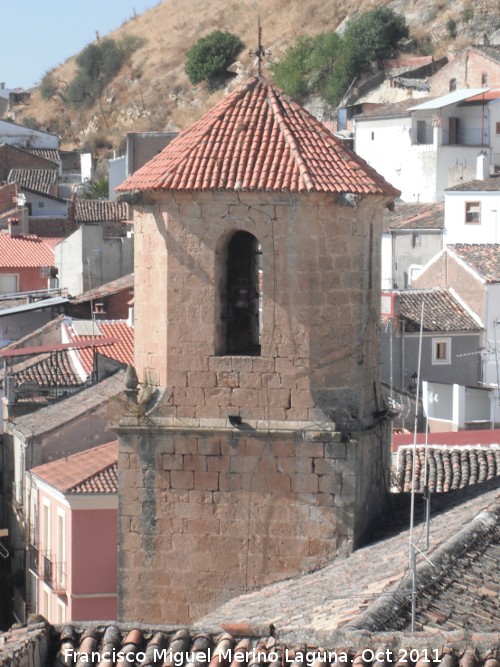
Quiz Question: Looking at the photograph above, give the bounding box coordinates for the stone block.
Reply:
[231,388,259,408]
[291,473,319,494]
[194,471,220,491]
[171,470,194,490]
[204,387,232,406]
[183,454,207,471]
[217,371,240,388]
[188,371,216,388]
[162,453,184,471]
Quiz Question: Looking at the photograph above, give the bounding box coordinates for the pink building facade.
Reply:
[27,442,117,623]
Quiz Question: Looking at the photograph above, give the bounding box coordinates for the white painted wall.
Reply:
[381,232,392,289]
[444,190,500,244]
[484,283,500,389]
[0,119,58,149]
[55,225,133,297]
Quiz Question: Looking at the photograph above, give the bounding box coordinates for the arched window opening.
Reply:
[223,231,261,355]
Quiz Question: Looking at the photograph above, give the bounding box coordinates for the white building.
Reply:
[355,89,500,203]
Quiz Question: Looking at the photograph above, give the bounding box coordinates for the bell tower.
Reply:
[116,77,399,624]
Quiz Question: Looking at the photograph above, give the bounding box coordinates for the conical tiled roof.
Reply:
[117,77,399,196]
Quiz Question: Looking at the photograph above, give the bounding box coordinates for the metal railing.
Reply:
[40,553,66,592]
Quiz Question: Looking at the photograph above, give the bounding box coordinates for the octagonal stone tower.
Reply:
[116,77,399,623]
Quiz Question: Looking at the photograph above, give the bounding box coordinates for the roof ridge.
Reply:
[346,497,500,632]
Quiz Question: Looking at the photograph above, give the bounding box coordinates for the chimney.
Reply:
[68,193,78,232]
[476,151,489,180]
[93,302,107,320]
[7,216,21,236]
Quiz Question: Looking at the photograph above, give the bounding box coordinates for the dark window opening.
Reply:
[223,231,261,355]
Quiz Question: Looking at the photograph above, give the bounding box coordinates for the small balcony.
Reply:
[40,553,66,593]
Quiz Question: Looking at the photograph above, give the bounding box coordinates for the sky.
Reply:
[2,0,158,90]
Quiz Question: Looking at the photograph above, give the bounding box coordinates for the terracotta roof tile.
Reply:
[117,77,399,197]
[396,288,482,332]
[0,234,56,268]
[69,273,134,304]
[446,175,500,192]
[64,319,134,375]
[76,200,130,222]
[45,620,500,667]
[8,168,58,195]
[384,201,444,230]
[355,97,430,119]
[397,445,500,493]
[448,243,500,283]
[28,148,60,163]
[12,350,83,388]
[31,441,118,494]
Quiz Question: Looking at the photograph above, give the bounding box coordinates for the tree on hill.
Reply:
[273,8,409,106]
[185,30,245,86]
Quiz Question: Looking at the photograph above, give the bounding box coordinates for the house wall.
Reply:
[380,327,482,391]
[134,191,385,425]
[0,266,48,293]
[56,225,133,297]
[429,50,500,96]
[117,422,390,624]
[354,116,438,203]
[0,309,53,346]
[391,231,443,288]
[444,190,500,244]
[70,508,117,620]
[0,120,58,150]
[23,192,67,218]
[483,283,500,390]
[412,252,485,319]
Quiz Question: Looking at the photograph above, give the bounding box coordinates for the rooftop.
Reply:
[8,369,124,438]
[448,243,500,283]
[197,486,500,634]
[117,77,399,197]
[384,201,444,231]
[396,287,482,332]
[446,175,500,192]
[75,199,130,223]
[31,441,118,494]
[8,168,57,196]
[69,273,134,305]
[397,445,500,493]
[64,319,134,375]
[0,234,58,268]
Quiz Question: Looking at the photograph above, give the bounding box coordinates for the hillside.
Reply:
[9,0,500,153]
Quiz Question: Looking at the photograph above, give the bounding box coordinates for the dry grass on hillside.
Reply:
[12,0,498,151]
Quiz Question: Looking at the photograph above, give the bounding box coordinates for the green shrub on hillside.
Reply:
[40,71,58,100]
[66,35,145,107]
[273,8,408,106]
[185,30,245,86]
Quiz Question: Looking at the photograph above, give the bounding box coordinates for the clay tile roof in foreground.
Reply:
[0,234,57,268]
[117,77,400,197]
[396,288,482,332]
[397,445,500,493]
[76,199,130,222]
[448,243,500,283]
[31,441,118,494]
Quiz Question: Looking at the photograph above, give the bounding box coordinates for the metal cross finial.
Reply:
[249,14,271,76]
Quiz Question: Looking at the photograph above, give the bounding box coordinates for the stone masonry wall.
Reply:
[133,191,386,428]
[117,421,389,624]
